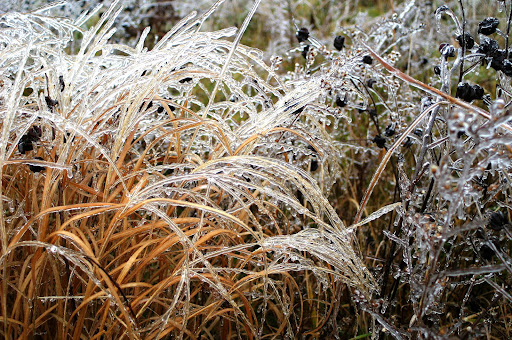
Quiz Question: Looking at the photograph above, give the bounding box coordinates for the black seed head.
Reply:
[45,96,58,111]
[179,77,192,83]
[502,59,512,76]
[310,158,318,171]
[434,65,441,75]
[439,43,455,58]
[471,84,484,100]
[488,211,509,231]
[362,55,373,65]
[478,17,499,35]
[333,35,345,51]
[456,82,482,102]
[477,37,500,57]
[59,75,65,92]
[301,45,310,59]
[336,95,347,107]
[29,157,45,173]
[385,124,395,137]
[157,106,164,113]
[456,32,475,49]
[296,27,309,43]
[372,135,386,148]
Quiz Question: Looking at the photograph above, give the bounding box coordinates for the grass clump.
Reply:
[0,1,374,338]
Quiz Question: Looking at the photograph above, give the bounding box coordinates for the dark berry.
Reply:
[434,65,441,75]
[362,55,373,65]
[296,27,309,43]
[372,135,386,148]
[29,157,45,173]
[456,32,475,49]
[488,211,509,231]
[333,35,345,51]
[336,95,347,107]
[157,106,164,113]
[478,17,499,35]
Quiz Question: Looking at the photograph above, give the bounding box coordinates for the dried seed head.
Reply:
[296,27,309,43]
[333,35,345,51]
[478,17,499,35]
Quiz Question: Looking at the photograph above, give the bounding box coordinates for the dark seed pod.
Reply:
[478,17,499,35]
[434,65,441,75]
[367,79,377,88]
[310,159,318,171]
[296,27,309,43]
[439,43,455,58]
[457,130,466,138]
[362,55,373,65]
[333,35,345,51]
[456,32,475,49]
[157,106,164,113]
[502,59,512,76]
[336,95,347,107]
[456,82,483,102]
[179,77,192,83]
[59,75,65,92]
[385,124,395,137]
[29,156,45,173]
[477,37,500,57]
[45,96,58,111]
[301,45,310,59]
[471,84,484,100]
[372,135,386,148]
[488,211,509,231]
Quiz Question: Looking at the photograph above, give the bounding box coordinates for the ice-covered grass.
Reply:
[0,1,375,338]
